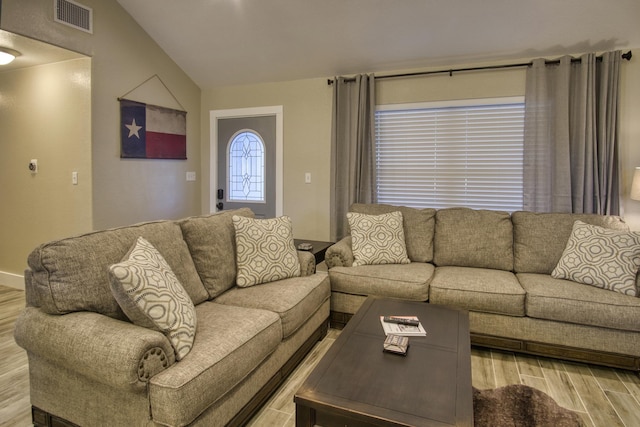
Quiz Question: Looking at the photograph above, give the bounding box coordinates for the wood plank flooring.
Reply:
[1,284,639,427]
[0,285,31,427]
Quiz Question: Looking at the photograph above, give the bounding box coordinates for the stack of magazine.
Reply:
[379,316,426,336]
[380,316,426,356]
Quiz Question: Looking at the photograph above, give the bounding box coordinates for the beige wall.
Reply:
[0,0,201,286]
[1,0,202,233]
[619,53,640,230]
[201,66,524,241]
[0,58,92,281]
[86,1,202,230]
[205,54,640,240]
[376,63,525,105]
[2,0,638,278]
[0,0,201,287]
[202,79,333,241]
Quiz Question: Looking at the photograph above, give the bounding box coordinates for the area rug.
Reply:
[473,384,585,427]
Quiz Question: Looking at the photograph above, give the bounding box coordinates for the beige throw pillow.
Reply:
[178,208,255,299]
[232,215,301,287]
[109,237,197,360]
[552,221,640,296]
[347,211,411,267]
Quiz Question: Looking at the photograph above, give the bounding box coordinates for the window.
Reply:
[227,130,265,202]
[375,97,524,211]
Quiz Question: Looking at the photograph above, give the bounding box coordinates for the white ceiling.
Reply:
[118,0,640,89]
[0,30,85,72]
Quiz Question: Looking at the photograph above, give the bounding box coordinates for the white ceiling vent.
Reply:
[54,0,93,34]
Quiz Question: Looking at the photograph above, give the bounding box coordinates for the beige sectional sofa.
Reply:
[326,203,640,371]
[14,208,330,427]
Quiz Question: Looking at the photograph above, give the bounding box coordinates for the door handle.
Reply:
[216,202,223,211]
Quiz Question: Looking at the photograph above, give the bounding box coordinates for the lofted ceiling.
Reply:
[116,0,640,89]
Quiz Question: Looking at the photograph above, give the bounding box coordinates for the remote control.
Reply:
[383,316,419,326]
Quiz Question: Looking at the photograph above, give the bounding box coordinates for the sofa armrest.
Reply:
[325,236,354,268]
[14,307,175,392]
[297,250,316,276]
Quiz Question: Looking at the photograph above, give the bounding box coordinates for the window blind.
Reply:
[375,98,525,212]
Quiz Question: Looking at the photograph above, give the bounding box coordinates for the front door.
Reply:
[210,106,283,218]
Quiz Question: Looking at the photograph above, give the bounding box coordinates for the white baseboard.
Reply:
[0,271,25,290]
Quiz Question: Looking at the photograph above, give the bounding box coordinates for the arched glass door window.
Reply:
[227,130,265,202]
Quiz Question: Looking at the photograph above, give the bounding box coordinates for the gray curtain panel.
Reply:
[523,51,622,215]
[330,74,376,242]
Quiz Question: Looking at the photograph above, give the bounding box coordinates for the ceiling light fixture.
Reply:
[0,47,21,65]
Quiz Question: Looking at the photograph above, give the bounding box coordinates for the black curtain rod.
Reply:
[327,50,632,85]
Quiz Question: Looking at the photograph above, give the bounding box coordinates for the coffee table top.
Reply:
[295,297,473,427]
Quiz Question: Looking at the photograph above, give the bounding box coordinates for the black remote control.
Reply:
[383,316,419,326]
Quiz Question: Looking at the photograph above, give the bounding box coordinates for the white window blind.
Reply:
[375,98,524,211]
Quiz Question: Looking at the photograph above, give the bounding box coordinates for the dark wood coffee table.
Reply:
[294,297,473,427]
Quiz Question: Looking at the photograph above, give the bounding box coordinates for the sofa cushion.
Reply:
[329,262,434,302]
[429,267,525,316]
[215,274,330,338]
[434,208,513,271]
[350,203,436,262]
[179,208,255,299]
[232,215,300,287]
[347,211,411,267]
[149,302,281,427]
[518,273,640,333]
[108,237,196,361]
[28,220,209,319]
[551,221,640,296]
[512,211,629,274]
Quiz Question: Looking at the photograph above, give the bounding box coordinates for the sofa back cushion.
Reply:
[179,208,255,298]
[434,208,513,271]
[512,211,629,274]
[27,220,209,319]
[350,203,436,263]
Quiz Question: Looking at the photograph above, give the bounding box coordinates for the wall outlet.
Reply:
[305,172,311,184]
[72,171,78,185]
[186,171,196,181]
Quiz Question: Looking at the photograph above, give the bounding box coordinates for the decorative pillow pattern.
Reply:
[347,211,411,267]
[109,237,196,360]
[552,221,640,296]
[350,203,436,263]
[232,215,300,287]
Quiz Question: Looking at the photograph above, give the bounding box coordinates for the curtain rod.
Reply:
[327,50,632,85]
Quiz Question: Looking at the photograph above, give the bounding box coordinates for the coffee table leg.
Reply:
[295,404,315,427]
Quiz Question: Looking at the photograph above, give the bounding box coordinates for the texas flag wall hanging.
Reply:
[120,99,187,159]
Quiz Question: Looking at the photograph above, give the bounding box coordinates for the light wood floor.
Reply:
[2,285,639,427]
[1,286,31,427]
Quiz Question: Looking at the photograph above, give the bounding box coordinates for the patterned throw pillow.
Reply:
[552,221,640,296]
[347,211,411,267]
[232,215,301,287]
[109,237,197,360]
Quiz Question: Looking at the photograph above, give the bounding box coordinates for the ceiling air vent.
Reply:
[54,0,93,34]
